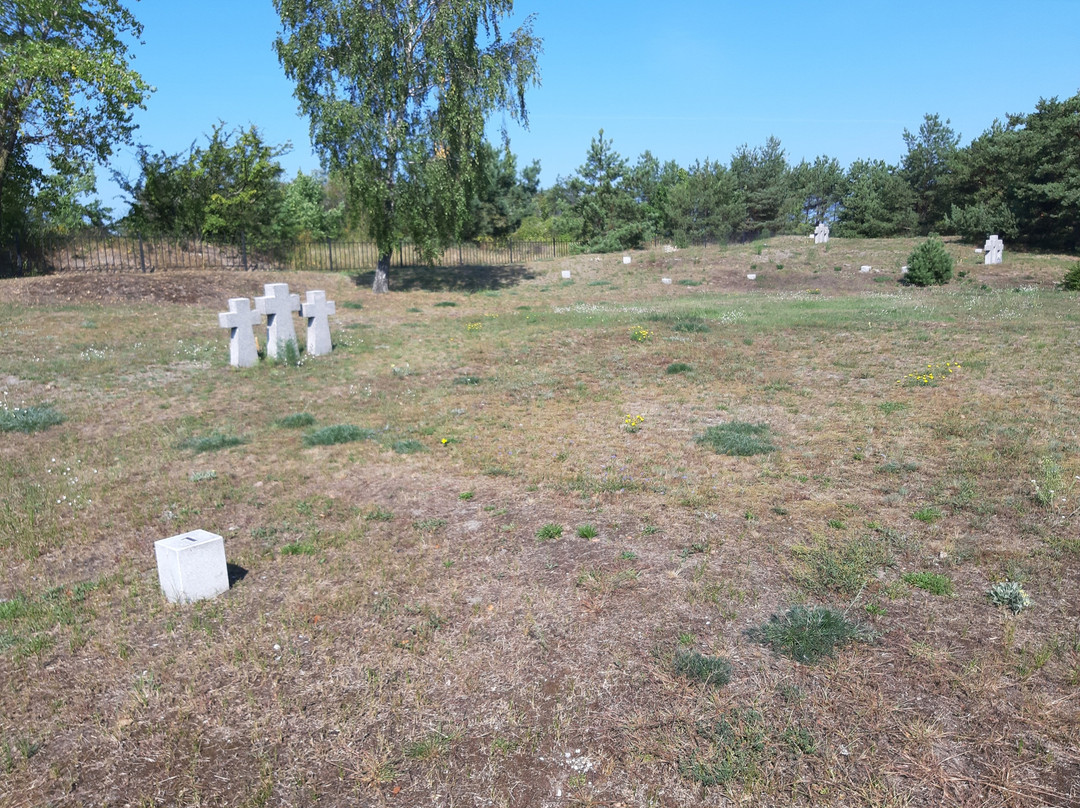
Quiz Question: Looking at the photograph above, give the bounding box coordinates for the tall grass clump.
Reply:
[696,422,774,456]
[674,649,733,686]
[0,404,64,434]
[302,425,375,447]
[275,412,316,428]
[748,606,872,663]
[178,432,248,453]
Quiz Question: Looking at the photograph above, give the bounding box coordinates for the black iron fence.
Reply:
[0,232,580,277]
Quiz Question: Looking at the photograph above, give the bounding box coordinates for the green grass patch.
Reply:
[391,439,425,454]
[902,571,953,596]
[536,523,563,541]
[678,708,768,785]
[673,649,733,686]
[280,542,317,556]
[666,362,692,374]
[434,301,457,307]
[748,606,872,664]
[798,537,891,596]
[177,432,248,453]
[576,524,598,539]
[453,376,481,385]
[0,404,64,434]
[341,301,363,309]
[696,422,775,456]
[275,412,316,428]
[302,425,375,447]
[912,506,943,523]
[677,279,702,287]
[364,506,394,522]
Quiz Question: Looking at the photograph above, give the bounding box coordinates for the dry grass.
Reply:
[1,236,1078,806]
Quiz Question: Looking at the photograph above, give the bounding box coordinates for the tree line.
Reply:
[2,2,1077,290]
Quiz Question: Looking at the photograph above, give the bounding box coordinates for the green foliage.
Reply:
[576,524,598,539]
[678,709,768,785]
[749,606,872,663]
[536,523,563,541]
[901,114,960,232]
[666,362,692,374]
[729,136,797,239]
[177,432,248,453]
[274,412,316,428]
[696,422,775,456]
[1060,262,1080,291]
[0,1,151,239]
[905,238,953,286]
[302,425,375,447]
[834,159,917,238]
[274,0,541,292]
[673,649,733,686]
[0,404,63,433]
[799,537,891,596]
[391,439,425,454]
[912,506,943,523]
[902,571,953,596]
[944,201,1018,243]
[987,581,1031,614]
[364,506,394,522]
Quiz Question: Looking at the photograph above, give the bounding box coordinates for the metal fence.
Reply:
[0,233,580,277]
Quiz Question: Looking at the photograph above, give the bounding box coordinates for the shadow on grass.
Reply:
[352,263,537,293]
[227,563,249,588]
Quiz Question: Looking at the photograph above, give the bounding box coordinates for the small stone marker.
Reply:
[218,297,262,368]
[561,270,571,279]
[301,290,336,356]
[984,234,1003,265]
[155,529,229,604]
[814,223,830,244]
[661,277,672,284]
[901,265,909,274]
[746,273,757,280]
[254,283,301,359]
[860,265,871,273]
[622,256,631,265]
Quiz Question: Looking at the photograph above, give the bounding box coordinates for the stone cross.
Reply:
[301,289,336,356]
[984,235,1003,265]
[254,283,301,359]
[814,222,830,244]
[218,297,262,368]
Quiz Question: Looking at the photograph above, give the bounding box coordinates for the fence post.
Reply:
[138,233,146,272]
[458,244,462,265]
[327,238,334,273]
[509,240,513,264]
[240,232,248,271]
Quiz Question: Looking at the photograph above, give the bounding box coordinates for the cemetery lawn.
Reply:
[2,236,1079,806]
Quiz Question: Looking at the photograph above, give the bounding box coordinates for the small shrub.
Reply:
[458,491,474,501]
[677,279,702,287]
[666,362,692,375]
[391,439,425,454]
[274,338,303,366]
[1061,262,1080,291]
[905,238,953,286]
[365,506,394,522]
[987,581,1032,613]
[902,571,953,596]
[303,425,375,446]
[674,649,733,686]
[275,412,315,428]
[178,432,247,453]
[696,422,775,456]
[536,523,563,541]
[189,470,217,482]
[748,606,872,664]
[576,524,598,539]
[0,404,64,433]
[671,318,709,333]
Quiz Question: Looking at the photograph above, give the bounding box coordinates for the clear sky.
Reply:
[99,0,1080,213]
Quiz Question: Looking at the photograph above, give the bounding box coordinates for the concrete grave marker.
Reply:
[561,270,571,279]
[860,265,872,273]
[814,223,830,244]
[254,283,301,359]
[301,290,336,356]
[661,277,672,284]
[984,235,1003,265]
[155,529,229,604]
[622,256,631,265]
[218,297,262,367]
[746,273,757,280]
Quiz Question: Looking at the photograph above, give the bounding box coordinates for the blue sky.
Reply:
[100,0,1080,212]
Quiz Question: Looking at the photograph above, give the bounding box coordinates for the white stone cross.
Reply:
[984,235,1003,265]
[814,222,830,244]
[218,297,262,368]
[301,289,336,356]
[254,283,301,359]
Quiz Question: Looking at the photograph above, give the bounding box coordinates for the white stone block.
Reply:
[746,273,757,280]
[622,256,631,265]
[860,265,871,273]
[661,277,672,284]
[155,529,229,604]
[561,270,571,279]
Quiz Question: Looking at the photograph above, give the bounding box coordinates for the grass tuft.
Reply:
[177,432,248,453]
[0,404,64,434]
[391,439,425,454]
[749,606,872,663]
[674,649,733,686]
[903,571,953,596]
[302,425,375,447]
[696,421,775,456]
[275,412,316,428]
[536,523,563,541]
[666,362,692,374]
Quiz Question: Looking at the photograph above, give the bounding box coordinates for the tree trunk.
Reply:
[373,250,391,294]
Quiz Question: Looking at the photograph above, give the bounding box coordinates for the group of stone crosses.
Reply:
[218,282,336,367]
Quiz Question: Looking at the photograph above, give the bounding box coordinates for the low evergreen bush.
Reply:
[905,238,953,287]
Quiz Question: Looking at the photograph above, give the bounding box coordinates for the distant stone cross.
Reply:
[218,297,262,368]
[254,283,301,359]
[814,222,830,244]
[301,290,336,356]
[984,234,1003,265]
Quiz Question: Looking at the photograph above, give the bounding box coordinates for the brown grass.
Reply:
[1,236,1078,806]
